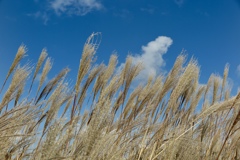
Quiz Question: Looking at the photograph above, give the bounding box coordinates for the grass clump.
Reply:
[0,33,240,160]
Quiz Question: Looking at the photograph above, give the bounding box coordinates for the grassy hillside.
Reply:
[0,33,239,160]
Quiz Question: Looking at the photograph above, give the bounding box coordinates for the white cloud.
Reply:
[49,0,103,16]
[119,36,173,83]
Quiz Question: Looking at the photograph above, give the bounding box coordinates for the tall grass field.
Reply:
[0,33,240,160]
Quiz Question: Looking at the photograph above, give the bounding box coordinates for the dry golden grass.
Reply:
[0,33,240,160]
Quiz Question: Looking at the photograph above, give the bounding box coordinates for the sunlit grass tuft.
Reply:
[0,33,240,160]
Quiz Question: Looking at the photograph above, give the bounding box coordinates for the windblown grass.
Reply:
[0,33,240,160]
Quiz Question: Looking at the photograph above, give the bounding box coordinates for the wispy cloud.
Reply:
[236,65,240,77]
[49,0,103,16]
[196,9,209,17]
[174,0,185,7]
[140,6,155,14]
[28,0,103,24]
[119,36,173,83]
[27,11,49,25]
[36,73,49,83]
[113,9,132,19]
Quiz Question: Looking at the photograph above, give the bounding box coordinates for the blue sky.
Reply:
[0,0,240,93]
